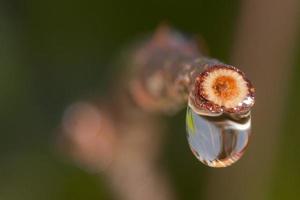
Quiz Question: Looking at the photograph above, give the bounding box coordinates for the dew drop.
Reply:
[186,105,251,168]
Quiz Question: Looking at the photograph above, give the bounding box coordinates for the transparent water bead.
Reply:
[186,105,251,168]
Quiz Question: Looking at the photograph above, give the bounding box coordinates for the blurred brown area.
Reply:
[0,0,300,200]
[205,0,300,199]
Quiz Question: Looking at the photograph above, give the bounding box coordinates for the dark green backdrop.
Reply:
[0,0,299,199]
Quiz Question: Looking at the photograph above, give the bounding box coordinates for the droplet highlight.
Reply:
[186,105,251,167]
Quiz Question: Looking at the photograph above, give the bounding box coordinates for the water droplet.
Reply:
[186,105,251,168]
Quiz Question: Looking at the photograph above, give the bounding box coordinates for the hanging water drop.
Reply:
[186,105,251,168]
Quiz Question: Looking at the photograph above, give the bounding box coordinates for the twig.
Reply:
[128,26,255,116]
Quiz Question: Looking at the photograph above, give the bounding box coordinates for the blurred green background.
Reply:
[0,0,299,199]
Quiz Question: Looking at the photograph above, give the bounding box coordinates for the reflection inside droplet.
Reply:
[186,105,251,168]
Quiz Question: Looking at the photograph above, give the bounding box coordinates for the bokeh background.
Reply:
[1,0,299,199]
